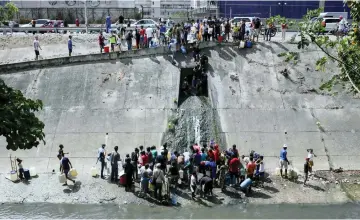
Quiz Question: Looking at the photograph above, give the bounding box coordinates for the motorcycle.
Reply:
[260,26,277,37]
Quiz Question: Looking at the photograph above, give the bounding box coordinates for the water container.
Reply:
[58,173,66,183]
[119,173,126,185]
[70,168,78,177]
[29,167,37,177]
[167,152,171,161]
[246,41,253,48]
[91,167,98,177]
[240,178,252,189]
[239,41,245,49]
[171,193,177,205]
[179,169,184,179]
[10,171,17,181]
[149,180,154,191]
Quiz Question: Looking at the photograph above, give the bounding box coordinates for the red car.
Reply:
[43,20,64,33]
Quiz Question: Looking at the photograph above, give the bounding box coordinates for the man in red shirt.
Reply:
[246,157,256,179]
[140,151,148,166]
[139,26,145,48]
[214,144,220,165]
[98,32,105,53]
[208,147,215,161]
[229,154,240,185]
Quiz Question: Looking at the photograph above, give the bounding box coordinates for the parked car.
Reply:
[312,17,348,33]
[20,19,50,28]
[113,18,136,29]
[130,19,159,29]
[43,20,64,33]
[1,21,19,32]
[230,17,260,33]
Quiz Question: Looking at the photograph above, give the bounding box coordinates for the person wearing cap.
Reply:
[152,163,165,200]
[110,146,121,182]
[279,144,290,178]
[98,144,106,179]
[304,157,310,185]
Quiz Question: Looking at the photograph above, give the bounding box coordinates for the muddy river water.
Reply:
[1,202,360,219]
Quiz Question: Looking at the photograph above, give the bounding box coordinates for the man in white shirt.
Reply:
[98,144,106,179]
[145,27,153,48]
[33,36,42,60]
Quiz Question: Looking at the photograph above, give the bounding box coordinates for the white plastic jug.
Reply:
[179,169,184,179]
[91,167,98,177]
[58,173,66,183]
[70,168,78,177]
[10,171,17,181]
[239,41,245,49]
[29,167,37,177]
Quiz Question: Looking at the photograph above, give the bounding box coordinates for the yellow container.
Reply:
[149,181,154,191]
[70,168,78,177]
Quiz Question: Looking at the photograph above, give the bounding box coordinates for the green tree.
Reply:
[0,79,45,150]
[0,2,19,24]
[278,6,360,93]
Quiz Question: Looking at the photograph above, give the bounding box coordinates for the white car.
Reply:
[130,19,159,29]
[112,19,136,29]
[312,17,348,33]
[20,19,50,28]
[230,17,260,33]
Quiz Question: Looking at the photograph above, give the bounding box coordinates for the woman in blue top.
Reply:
[201,148,207,161]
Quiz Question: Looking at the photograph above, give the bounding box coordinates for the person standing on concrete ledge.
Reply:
[110,146,121,182]
[98,33,105,53]
[125,31,133,51]
[279,144,290,178]
[98,144,106,179]
[68,35,74,57]
[34,36,42,60]
[304,157,310,185]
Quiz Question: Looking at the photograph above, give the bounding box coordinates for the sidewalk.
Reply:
[0,31,307,65]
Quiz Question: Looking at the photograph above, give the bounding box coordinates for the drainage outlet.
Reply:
[178,67,208,107]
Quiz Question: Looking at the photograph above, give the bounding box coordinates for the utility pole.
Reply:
[84,0,88,33]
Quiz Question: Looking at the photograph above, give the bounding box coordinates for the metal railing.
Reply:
[0,26,138,33]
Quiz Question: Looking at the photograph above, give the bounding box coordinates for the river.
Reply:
[1,202,360,219]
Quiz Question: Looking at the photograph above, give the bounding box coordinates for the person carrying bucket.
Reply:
[57,154,75,185]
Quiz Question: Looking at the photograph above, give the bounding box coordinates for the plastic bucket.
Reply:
[104,46,110,53]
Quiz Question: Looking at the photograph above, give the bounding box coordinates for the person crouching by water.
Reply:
[152,163,165,201]
[17,158,24,181]
[57,154,75,185]
[199,175,213,198]
[123,155,134,192]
